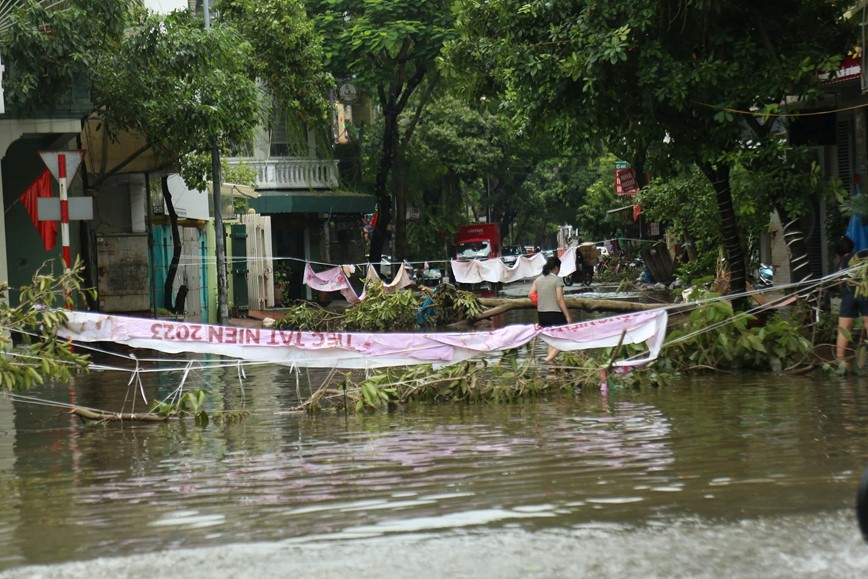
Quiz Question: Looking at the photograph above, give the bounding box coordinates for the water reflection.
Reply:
[1,364,868,574]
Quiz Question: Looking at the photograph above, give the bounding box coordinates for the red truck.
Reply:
[455,223,502,261]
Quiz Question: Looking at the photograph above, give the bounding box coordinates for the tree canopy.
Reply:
[452,0,854,295]
[5,0,331,188]
[309,0,457,266]
[93,8,261,187]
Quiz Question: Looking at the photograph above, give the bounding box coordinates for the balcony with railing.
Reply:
[227,158,339,190]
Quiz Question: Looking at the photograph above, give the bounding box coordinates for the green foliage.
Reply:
[452,0,853,286]
[311,356,562,413]
[661,301,812,372]
[846,252,868,299]
[310,0,458,261]
[675,254,719,288]
[0,260,93,392]
[641,167,719,240]
[304,340,658,413]
[398,94,510,255]
[274,282,482,332]
[343,280,422,331]
[310,0,456,87]
[217,0,332,123]
[5,1,329,191]
[222,160,257,188]
[4,0,128,113]
[150,388,221,426]
[421,284,483,326]
[272,262,295,308]
[355,373,398,412]
[573,154,629,242]
[92,9,262,189]
[273,300,344,331]
[220,159,258,214]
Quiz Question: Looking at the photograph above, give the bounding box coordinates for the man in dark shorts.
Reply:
[836,236,868,364]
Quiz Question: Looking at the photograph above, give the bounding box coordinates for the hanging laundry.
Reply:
[365,263,414,291]
[303,263,364,303]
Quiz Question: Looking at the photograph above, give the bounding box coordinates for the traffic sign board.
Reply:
[39,150,84,183]
[37,197,93,221]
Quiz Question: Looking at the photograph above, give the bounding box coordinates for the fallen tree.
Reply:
[71,407,167,423]
[275,283,663,331]
[470,296,660,323]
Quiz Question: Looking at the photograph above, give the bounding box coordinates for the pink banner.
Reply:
[59,309,668,370]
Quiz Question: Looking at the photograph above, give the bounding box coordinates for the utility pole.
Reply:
[203,0,229,325]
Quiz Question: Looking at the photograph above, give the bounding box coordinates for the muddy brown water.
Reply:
[2,350,868,578]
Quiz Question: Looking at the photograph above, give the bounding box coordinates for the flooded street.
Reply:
[2,358,868,577]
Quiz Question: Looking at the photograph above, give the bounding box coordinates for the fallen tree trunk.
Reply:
[71,407,168,423]
[467,297,660,324]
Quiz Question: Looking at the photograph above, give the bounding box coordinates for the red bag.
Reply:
[529,288,538,306]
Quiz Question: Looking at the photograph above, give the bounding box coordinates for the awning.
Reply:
[250,190,376,214]
[207,182,260,199]
[845,0,868,19]
[81,116,174,176]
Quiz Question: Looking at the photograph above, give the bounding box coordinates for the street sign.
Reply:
[39,150,84,183]
[37,149,86,273]
[615,161,629,169]
[615,167,638,195]
[37,197,93,221]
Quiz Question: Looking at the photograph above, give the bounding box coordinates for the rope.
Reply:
[127,354,146,407]
[692,100,868,119]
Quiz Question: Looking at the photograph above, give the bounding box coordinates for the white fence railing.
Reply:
[227,158,339,190]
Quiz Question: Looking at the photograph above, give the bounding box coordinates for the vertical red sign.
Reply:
[615,168,638,195]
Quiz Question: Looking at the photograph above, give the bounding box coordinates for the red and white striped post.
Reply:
[58,153,71,272]
[38,150,84,272]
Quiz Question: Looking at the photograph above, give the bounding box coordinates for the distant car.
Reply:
[501,245,524,266]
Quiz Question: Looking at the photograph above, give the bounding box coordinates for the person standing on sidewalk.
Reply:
[530,256,573,363]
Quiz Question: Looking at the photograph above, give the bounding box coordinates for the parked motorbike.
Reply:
[755,263,774,287]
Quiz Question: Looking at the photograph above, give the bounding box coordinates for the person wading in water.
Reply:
[530,256,573,363]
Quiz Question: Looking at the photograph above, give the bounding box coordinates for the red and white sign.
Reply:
[39,150,84,183]
[615,168,638,195]
[38,150,86,272]
[819,54,861,85]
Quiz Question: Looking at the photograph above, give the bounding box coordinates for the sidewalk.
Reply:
[229,309,275,329]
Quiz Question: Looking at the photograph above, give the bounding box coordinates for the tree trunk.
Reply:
[393,143,408,261]
[684,233,698,262]
[162,176,182,313]
[71,407,168,423]
[393,76,437,262]
[774,203,813,286]
[368,109,399,273]
[701,163,747,301]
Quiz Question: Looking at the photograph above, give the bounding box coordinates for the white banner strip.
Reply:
[58,309,668,370]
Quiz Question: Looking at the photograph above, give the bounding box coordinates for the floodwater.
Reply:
[2,353,868,579]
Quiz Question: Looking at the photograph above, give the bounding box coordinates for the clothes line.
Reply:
[148,237,630,273]
[302,263,414,303]
[450,249,576,285]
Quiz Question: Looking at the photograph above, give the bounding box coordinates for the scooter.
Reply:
[754,263,774,287]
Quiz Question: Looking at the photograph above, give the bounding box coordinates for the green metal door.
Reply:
[230,223,249,317]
